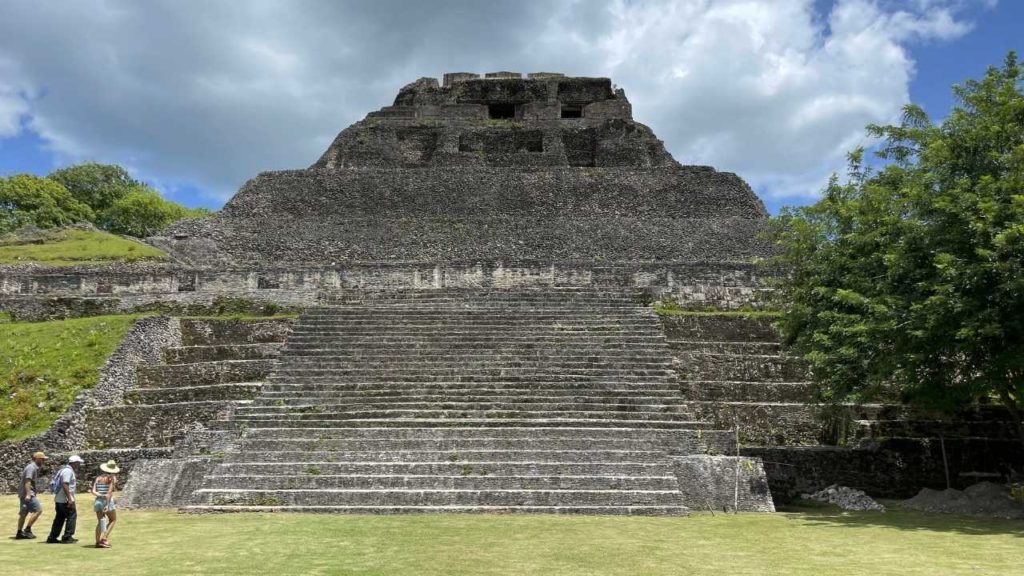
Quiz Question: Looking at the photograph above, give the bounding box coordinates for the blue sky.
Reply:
[0,0,1020,214]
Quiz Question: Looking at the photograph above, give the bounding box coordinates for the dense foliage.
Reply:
[770,53,1024,444]
[0,162,209,237]
[49,162,139,213]
[103,187,209,237]
[0,174,95,232]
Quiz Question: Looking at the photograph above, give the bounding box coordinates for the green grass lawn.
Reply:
[0,227,167,266]
[0,315,143,440]
[4,495,1022,575]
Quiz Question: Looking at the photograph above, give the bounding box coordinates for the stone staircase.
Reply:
[184,289,744,514]
[662,314,820,446]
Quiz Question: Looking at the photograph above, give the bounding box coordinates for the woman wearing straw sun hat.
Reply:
[90,460,119,548]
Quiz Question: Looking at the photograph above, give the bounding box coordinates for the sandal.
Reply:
[98,539,111,548]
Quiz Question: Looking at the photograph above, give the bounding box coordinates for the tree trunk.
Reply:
[996,388,1024,451]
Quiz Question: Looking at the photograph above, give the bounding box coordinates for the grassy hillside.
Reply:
[0,227,167,266]
[0,314,143,440]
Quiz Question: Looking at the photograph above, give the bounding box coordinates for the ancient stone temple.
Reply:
[126,72,769,514]
[151,72,770,266]
[6,72,1012,514]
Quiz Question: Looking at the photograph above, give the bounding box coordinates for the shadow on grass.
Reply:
[780,506,1024,537]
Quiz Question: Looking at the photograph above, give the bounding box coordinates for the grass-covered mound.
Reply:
[3,496,1022,575]
[0,227,167,266]
[0,314,143,440]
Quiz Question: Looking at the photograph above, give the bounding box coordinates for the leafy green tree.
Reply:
[0,174,95,233]
[101,186,209,237]
[48,162,138,214]
[770,53,1024,445]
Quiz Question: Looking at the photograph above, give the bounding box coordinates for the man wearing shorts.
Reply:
[15,451,47,540]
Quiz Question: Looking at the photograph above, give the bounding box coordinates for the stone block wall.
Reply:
[0,261,776,321]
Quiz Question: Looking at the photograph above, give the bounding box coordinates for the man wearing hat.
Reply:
[46,454,83,544]
[14,451,47,540]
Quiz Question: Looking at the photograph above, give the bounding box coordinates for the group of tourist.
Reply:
[14,452,120,548]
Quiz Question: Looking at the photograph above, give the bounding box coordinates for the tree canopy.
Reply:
[0,163,209,238]
[770,53,1024,444]
[103,187,209,237]
[48,162,138,214]
[0,174,95,233]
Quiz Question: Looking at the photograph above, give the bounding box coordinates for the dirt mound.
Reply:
[900,482,1024,519]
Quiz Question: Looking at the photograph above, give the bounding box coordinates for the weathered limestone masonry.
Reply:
[663,314,1023,502]
[0,262,772,321]
[1,317,293,494]
[0,316,178,491]
[181,288,772,514]
[0,73,761,513]
[149,73,770,267]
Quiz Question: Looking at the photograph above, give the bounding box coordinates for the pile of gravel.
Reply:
[802,484,885,512]
[900,482,1024,519]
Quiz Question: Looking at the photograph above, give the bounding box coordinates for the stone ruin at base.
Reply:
[2,72,1019,514]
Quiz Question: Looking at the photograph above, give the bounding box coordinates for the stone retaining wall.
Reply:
[746,438,1024,502]
[0,316,178,492]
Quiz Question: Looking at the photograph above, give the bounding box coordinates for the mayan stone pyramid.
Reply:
[155,72,769,266]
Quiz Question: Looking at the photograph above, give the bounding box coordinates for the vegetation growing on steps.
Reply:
[0,314,144,441]
[3,495,1023,575]
[768,53,1024,446]
[0,227,168,266]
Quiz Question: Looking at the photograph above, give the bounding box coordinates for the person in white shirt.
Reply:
[46,455,82,544]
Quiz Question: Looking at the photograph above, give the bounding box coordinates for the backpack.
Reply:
[49,465,68,494]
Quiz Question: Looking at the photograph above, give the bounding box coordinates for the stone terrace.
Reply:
[183,288,768,514]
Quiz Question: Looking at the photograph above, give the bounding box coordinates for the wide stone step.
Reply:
[192,488,684,507]
[223,449,671,464]
[674,353,809,382]
[165,343,284,364]
[272,367,674,377]
[241,426,722,441]
[277,360,674,371]
[289,325,663,334]
[659,315,778,342]
[228,418,712,430]
[280,336,667,344]
[208,460,681,477]
[127,382,263,404]
[261,381,681,393]
[268,375,676,386]
[667,340,783,355]
[299,311,650,319]
[234,409,695,422]
[679,381,815,402]
[182,504,687,515]
[137,359,275,388]
[240,435,721,453]
[279,351,671,361]
[84,401,247,449]
[200,474,679,491]
[255,393,686,405]
[239,401,690,415]
[301,311,648,320]
[180,319,293,346]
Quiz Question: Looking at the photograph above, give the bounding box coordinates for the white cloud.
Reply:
[0,0,989,204]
